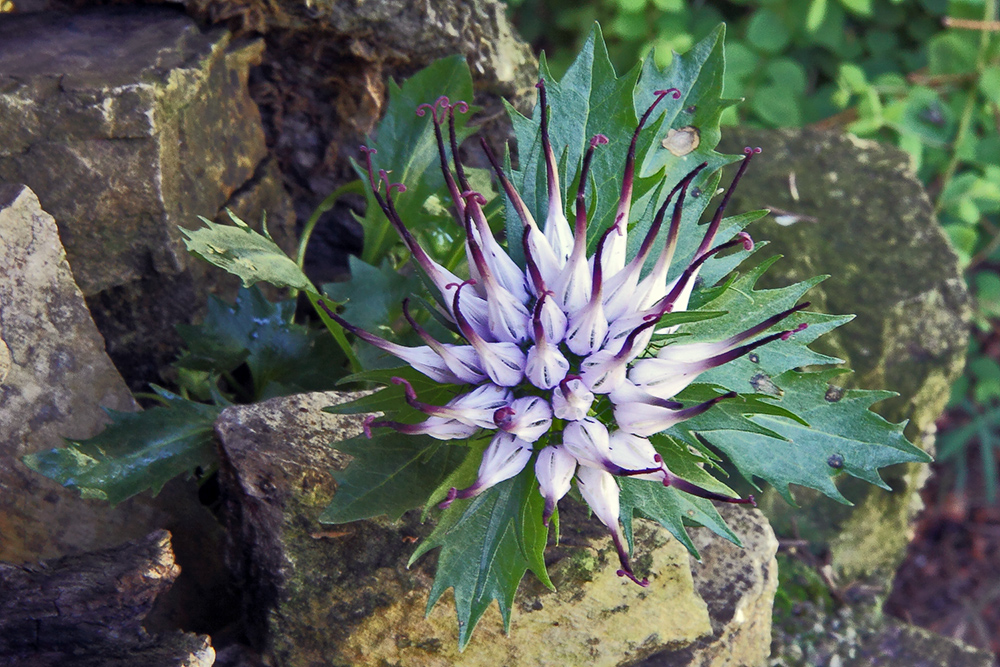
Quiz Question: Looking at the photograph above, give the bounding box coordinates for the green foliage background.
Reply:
[506,0,1000,498]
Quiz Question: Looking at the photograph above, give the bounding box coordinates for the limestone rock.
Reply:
[215,390,778,667]
[0,7,295,388]
[0,184,164,563]
[716,128,970,586]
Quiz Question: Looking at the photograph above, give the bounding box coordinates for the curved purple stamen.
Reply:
[531,291,553,343]
[664,471,756,506]
[695,146,762,256]
[447,100,472,192]
[573,135,606,241]
[781,322,809,340]
[635,162,708,263]
[418,97,465,221]
[450,280,482,344]
[439,487,459,509]
[481,137,537,230]
[611,88,683,233]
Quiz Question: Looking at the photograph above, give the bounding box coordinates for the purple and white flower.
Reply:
[323,87,809,587]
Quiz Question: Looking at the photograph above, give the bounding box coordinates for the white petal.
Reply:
[562,418,612,470]
[477,341,527,387]
[475,432,534,491]
[535,445,577,524]
[628,357,703,400]
[565,299,608,356]
[552,378,595,421]
[496,396,553,443]
[486,287,532,344]
[579,350,627,395]
[613,400,690,437]
[575,466,621,535]
[446,384,513,428]
[533,294,568,344]
[553,251,592,313]
[525,343,570,390]
[607,431,665,482]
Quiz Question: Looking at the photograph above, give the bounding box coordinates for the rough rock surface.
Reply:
[0,184,167,563]
[215,390,778,667]
[0,529,215,667]
[0,7,295,388]
[717,128,970,585]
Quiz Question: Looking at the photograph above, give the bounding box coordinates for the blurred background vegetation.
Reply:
[506,0,1000,501]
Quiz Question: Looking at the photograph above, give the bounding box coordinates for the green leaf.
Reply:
[698,369,930,504]
[506,24,643,261]
[323,257,416,336]
[746,9,791,54]
[617,477,740,560]
[409,466,546,649]
[684,257,853,392]
[22,389,221,505]
[320,431,467,523]
[180,211,359,370]
[182,211,313,293]
[176,286,345,401]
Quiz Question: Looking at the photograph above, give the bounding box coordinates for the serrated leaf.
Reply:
[176,286,344,401]
[182,211,313,292]
[618,477,741,561]
[22,391,221,505]
[681,257,854,394]
[699,369,930,504]
[409,466,546,649]
[674,385,809,443]
[320,431,467,523]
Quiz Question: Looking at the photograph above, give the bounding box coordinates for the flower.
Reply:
[321,87,809,587]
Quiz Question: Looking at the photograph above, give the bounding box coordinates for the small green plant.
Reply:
[27,23,929,648]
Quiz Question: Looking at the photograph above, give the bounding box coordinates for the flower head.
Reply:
[332,86,808,585]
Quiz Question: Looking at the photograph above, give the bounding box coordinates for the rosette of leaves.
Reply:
[312,26,928,647]
[26,24,930,648]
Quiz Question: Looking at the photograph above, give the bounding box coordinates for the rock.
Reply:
[215,390,778,666]
[769,590,995,667]
[716,128,970,586]
[0,184,235,638]
[0,184,161,563]
[0,7,296,388]
[0,529,215,667]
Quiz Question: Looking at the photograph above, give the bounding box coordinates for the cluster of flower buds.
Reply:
[322,84,808,586]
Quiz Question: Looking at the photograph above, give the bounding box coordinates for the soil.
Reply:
[887,436,1000,663]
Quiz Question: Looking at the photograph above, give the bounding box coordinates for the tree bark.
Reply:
[0,529,214,667]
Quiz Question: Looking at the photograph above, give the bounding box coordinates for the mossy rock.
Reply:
[215,391,780,666]
[715,128,970,588]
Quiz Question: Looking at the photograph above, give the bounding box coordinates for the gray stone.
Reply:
[215,391,778,667]
[0,184,160,562]
[194,0,534,103]
[0,7,295,387]
[716,128,970,586]
[769,594,994,667]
